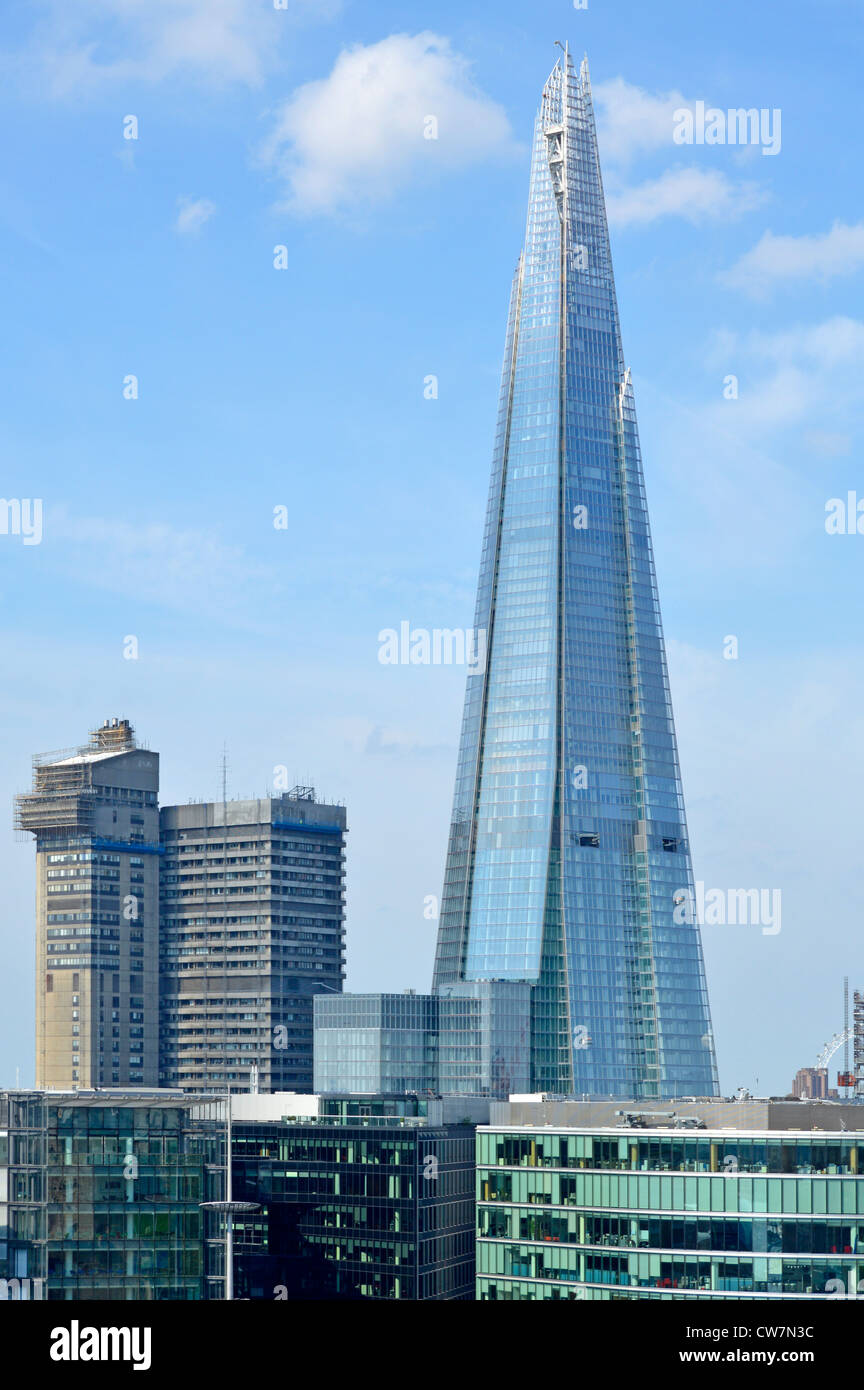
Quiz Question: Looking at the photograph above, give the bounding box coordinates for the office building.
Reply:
[793,1068,830,1100]
[16,719,160,1090]
[159,788,346,1093]
[436,982,532,1097]
[0,1089,225,1300]
[313,992,438,1094]
[314,982,531,1098]
[432,51,717,1097]
[476,1097,864,1300]
[230,1091,484,1300]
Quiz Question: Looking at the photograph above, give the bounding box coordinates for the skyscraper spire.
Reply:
[433,55,718,1099]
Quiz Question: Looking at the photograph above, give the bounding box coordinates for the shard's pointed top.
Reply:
[545,46,590,106]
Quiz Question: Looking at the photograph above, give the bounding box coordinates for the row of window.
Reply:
[478,1133,863,1176]
[478,1171,864,1214]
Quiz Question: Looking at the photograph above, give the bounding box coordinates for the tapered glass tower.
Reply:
[433,52,718,1099]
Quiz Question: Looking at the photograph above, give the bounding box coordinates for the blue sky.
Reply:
[1,0,862,1094]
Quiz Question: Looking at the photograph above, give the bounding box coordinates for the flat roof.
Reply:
[480,1125,863,1139]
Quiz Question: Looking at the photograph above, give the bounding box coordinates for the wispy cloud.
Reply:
[606,167,765,227]
[703,315,864,433]
[722,220,864,295]
[48,509,279,630]
[175,196,216,235]
[17,0,341,95]
[594,77,769,227]
[364,724,454,760]
[259,32,516,215]
[594,77,691,163]
[637,315,863,586]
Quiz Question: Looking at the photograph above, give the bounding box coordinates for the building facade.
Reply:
[0,1090,225,1300]
[231,1093,480,1300]
[313,992,438,1094]
[476,1099,864,1300]
[159,789,346,1093]
[314,982,532,1098]
[436,982,532,1097]
[16,719,160,1090]
[793,1068,830,1100]
[431,51,717,1099]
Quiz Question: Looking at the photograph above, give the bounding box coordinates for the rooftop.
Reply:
[487,1096,864,1135]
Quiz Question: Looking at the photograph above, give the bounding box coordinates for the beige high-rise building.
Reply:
[16,718,159,1089]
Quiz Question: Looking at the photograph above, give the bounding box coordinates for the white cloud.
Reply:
[260,32,516,215]
[746,315,864,368]
[593,78,768,227]
[175,196,216,235]
[25,0,339,94]
[606,167,765,227]
[723,221,864,295]
[698,316,864,438]
[634,321,864,583]
[594,77,690,163]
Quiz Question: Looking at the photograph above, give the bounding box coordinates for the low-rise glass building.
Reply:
[0,1090,225,1300]
[313,983,531,1098]
[437,982,532,1097]
[231,1092,482,1299]
[476,1099,864,1300]
[313,993,438,1094]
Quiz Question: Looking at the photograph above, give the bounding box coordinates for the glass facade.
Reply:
[232,1098,476,1300]
[433,52,717,1098]
[0,1091,224,1300]
[313,993,439,1094]
[314,985,531,1098]
[477,1125,864,1299]
[437,982,532,1097]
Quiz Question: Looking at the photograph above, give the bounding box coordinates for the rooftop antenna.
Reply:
[221,743,229,820]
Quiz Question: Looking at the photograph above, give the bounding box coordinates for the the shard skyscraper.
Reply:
[433,51,718,1099]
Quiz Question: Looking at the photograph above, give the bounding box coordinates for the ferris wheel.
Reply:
[816,1028,854,1071]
